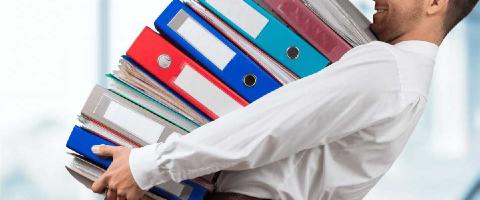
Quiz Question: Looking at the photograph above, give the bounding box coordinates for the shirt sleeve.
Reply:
[129,42,404,190]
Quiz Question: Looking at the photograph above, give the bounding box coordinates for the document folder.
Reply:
[127,27,249,120]
[81,85,187,146]
[66,126,208,200]
[154,0,281,102]
[198,0,330,77]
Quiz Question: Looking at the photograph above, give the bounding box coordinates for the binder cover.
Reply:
[66,126,207,200]
[198,0,330,77]
[260,0,351,62]
[81,85,187,146]
[127,27,248,119]
[154,0,281,102]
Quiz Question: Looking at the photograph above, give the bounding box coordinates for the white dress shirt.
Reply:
[129,41,438,200]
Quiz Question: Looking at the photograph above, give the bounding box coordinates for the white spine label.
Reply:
[205,0,268,38]
[104,101,164,144]
[174,11,236,70]
[174,64,243,116]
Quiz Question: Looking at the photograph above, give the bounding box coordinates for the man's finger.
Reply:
[106,189,117,200]
[92,144,117,157]
[127,192,143,200]
[91,174,109,193]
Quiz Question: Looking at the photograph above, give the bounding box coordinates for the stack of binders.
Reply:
[65,0,376,199]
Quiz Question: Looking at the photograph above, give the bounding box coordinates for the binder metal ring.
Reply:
[243,74,257,87]
[286,46,300,60]
[157,54,172,69]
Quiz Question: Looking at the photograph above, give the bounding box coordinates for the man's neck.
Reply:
[389,24,445,46]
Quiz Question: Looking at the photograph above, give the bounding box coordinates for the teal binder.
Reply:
[198,0,330,78]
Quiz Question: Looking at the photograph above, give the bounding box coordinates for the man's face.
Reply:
[371,0,425,43]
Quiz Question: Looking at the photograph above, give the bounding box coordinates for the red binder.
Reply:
[262,0,352,62]
[127,27,248,120]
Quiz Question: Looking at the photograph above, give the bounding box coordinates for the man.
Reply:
[90,0,479,199]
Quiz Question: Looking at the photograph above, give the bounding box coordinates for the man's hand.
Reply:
[90,145,145,200]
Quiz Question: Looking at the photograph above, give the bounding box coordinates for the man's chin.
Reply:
[369,24,382,41]
[369,24,390,42]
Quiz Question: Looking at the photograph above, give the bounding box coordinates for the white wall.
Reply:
[0,0,168,199]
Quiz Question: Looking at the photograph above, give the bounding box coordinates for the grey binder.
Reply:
[302,0,377,46]
[81,85,187,146]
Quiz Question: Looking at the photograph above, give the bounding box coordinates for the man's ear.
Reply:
[426,0,449,15]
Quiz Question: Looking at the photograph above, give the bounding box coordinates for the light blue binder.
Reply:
[198,0,330,78]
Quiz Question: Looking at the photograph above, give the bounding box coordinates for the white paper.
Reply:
[104,101,164,144]
[205,0,268,38]
[174,64,243,116]
[176,14,235,71]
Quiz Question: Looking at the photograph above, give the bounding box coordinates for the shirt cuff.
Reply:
[129,144,171,190]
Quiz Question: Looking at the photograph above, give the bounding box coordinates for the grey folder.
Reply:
[302,0,377,46]
[81,85,187,146]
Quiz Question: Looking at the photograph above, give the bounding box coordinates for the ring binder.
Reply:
[199,0,330,77]
[286,46,300,60]
[127,27,249,119]
[243,74,257,87]
[155,0,282,102]
[157,54,172,69]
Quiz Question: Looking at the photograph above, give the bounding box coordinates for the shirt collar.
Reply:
[394,40,439,60]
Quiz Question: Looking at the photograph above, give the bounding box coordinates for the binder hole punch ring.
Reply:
[286,46,300,60]
[157,54,172,69]
[243,74,257,87]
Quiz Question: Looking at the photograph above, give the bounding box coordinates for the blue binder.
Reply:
[66,126,208,200]
[198,0,330,78]
[154,0,281,103]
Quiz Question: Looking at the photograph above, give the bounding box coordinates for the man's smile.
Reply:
[373,2,389,23]
[375,8,388,13]
[375,1,388,14]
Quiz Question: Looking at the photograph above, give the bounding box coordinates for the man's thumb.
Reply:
[91,144,116,156]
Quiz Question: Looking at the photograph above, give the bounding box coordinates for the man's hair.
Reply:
[444,0,479,33]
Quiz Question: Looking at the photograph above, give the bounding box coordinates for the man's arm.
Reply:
[128,43,403,190]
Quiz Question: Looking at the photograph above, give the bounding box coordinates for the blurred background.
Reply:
[0,0,478,199]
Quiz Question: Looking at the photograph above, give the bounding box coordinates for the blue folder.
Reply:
[198,0,330,78]
[154,0,281,103]
[66,126,208,200]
